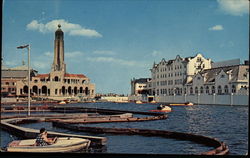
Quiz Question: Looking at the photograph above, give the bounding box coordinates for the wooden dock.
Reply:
[0,117,107,147]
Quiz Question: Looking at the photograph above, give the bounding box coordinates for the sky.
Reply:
[2,0,249,95]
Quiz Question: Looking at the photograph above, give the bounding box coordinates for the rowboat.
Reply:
[6,137,91,153]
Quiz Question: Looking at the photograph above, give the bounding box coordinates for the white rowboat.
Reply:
[6,137,91,153]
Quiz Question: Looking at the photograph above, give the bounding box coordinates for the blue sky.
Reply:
[2,0,249,94]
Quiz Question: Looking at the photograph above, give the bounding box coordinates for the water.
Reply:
[1,102,248,155]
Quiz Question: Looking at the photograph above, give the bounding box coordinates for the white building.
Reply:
[186,64,249,95]
[150,53,212,96]
[131,78,151,96]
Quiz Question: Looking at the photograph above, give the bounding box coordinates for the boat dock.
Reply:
[0,117,107,147]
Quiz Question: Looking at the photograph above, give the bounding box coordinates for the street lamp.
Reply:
[17,44,31,116]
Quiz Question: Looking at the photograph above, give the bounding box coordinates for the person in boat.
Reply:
[35,128,57,146]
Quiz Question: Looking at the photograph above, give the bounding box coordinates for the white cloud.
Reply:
[69,29,102,37]
[152,50,162,57]
[65,51,84,58]
[93,50,116,55]
[217,0,249,16]
[209,25,224,31]
[87,57,143,67]
[27,19,102,37]
[44,51,53,57]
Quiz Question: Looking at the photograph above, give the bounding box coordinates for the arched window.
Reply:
[85,87,89,95]
[190,87,193,94]
[212,86,215,94]
[62,86,65,95]
[224,85,229,94]
[74,87,77,95]
[23,86,28,94]
[32,86,38,95]
[232,85,236,93]
[80,87,83,93]
[54,76,59,82]
[68,86,72,95]
[195,87,198,94]
[205,86,209,94]
[200,86,203,93]
[218,85,222,94]
[41,86,47,95]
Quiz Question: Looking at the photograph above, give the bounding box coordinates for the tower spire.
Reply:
[51,24,66,73]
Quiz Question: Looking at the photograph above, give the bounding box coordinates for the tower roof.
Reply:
[55,24,63,35]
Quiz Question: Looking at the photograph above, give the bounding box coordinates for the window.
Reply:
[232,85,236,93]
[206,86,209,94]
[218,86,222,94]
[221,74,225,78]
[54,76,59,82]
[197,77,201,80]
[224,85,229,94]
[6,82,9,85]
[190,87,193,94]
[195,87,198,94]
[200,86,203,93]
[212,86,215,94]
[197,57,201,62]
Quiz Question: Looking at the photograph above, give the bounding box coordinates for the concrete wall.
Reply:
[155,94,248,106]
[1,97,17,103]
[101,96,128,102]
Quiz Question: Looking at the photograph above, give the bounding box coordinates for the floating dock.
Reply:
[0,117,107,147]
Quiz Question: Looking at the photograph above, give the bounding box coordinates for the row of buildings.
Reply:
[131,54,249,102]
[1,25,95,101]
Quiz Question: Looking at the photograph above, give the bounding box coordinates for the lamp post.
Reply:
[17,44,31,116]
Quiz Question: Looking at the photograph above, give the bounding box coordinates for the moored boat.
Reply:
[58,101,67,105]
[169,102,194,106]
[135,100,143,104]
[149,105,172,112]
[150,100,157,103]
[6,137,90,153]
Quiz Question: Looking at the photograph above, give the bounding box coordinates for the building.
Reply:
[15,24,95,100]
[1,64,37,97]
[130,78,151,96]
[186,64,249,95]
[150,53,212,96]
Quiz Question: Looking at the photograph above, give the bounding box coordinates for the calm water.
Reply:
[1,102,248,155]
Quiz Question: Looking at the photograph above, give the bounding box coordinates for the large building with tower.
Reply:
[14,24,95,100]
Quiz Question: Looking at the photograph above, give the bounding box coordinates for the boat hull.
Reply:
[149,110,171,113]
[7,137,90,153]
[169,103,194,106]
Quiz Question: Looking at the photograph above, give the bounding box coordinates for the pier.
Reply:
[52,121,229,155]
[0,116,107,147]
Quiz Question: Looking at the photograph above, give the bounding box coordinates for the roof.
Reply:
[1,69,36,78]
[132,78,151,84]
[64,73,86,78]
[36,74,50,78]
[200,65,248,83]
[2,65,37,71]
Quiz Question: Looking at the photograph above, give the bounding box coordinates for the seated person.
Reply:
[36,128,57,146]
